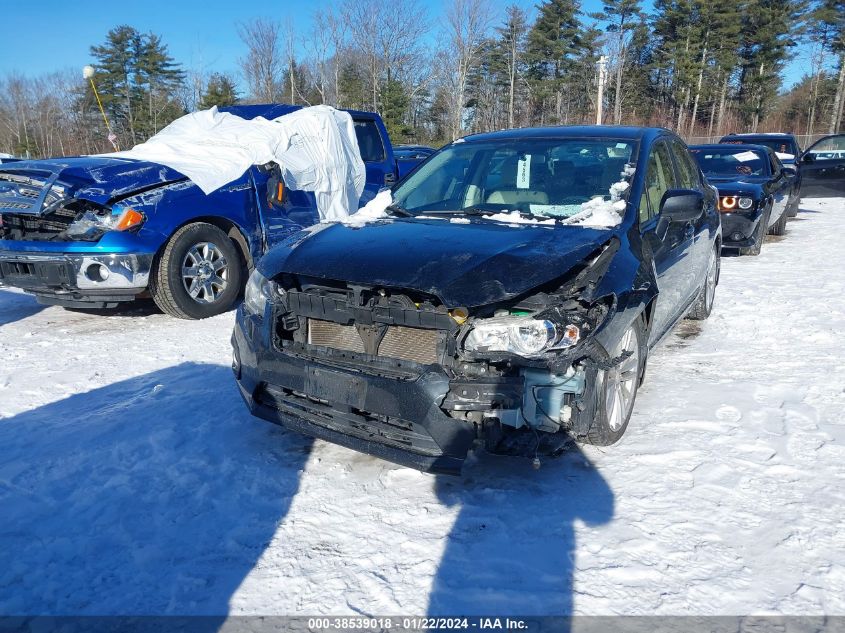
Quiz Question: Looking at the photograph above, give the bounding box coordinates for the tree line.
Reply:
[1,0,843,159]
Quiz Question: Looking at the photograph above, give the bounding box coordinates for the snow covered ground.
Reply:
[1,198,844,618]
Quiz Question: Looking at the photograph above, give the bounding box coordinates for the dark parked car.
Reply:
[689,144,794,255]
[393,145,436,179]
[233,126,721,474]
[719,132,801,163]
[798,133,845,197]
[719,133,802,215]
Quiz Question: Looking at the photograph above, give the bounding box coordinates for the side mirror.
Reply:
[265,165,287,207]
[801,153,815,164]
[660,189,704,222]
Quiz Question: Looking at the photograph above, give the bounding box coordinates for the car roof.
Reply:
[722,132,795,139]
[219,103,378,120]
[690,143,773,154]
[459,125,671,143]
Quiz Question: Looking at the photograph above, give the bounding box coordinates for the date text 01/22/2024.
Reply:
[306,617,529,630]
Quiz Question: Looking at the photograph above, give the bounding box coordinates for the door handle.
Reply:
[384,173,397,185]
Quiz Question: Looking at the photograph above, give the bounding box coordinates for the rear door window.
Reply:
[353,120,386,163]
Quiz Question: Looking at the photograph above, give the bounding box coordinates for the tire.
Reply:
[768,211,787,236]
[581,317,647,446]
[787,196,799,218]
[687,246,719,321]
[150,222,243,319]
[738,215,766,256]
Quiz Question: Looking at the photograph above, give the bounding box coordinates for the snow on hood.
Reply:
[104,105,366,221]
[336,188,392,225]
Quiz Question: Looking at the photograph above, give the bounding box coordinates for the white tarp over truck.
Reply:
[106,105,366,221]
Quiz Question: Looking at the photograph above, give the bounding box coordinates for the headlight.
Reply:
[66,206,144,239]
[738,197,754,209]
[243,269,273,316]
[464,316,580,357]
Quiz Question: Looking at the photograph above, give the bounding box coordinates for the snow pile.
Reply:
[561,180,628,227]
[337,188,392,226]
[106,105,365,222]
[486,210,556,226]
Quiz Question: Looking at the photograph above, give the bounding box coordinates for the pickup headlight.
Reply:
[738,197,754,209]
[464,316,580,357]
[243,269,273,316]
[66,206,145,239]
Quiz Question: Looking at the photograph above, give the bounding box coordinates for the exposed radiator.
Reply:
[307,319,439,365]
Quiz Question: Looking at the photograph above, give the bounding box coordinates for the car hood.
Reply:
[0,156,188,205]
[260,218,615,307]
[706,175,767,196]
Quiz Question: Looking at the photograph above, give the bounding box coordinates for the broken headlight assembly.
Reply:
[243,269,274,317]
[464,315,581,357]
[66,206,145,240]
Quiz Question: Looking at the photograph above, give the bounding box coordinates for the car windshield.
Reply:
[390,138,637,224]
[690,148,769,177]
[723,138,796,157]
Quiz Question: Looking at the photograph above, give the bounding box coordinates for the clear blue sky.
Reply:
[4,0,809,91]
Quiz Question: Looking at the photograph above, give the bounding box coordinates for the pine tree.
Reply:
[199,73,239,109]
[90,26,185,146]
[526,0,587,123]
[380,77,411,140]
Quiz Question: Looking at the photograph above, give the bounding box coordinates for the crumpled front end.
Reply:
[234,239,624,474]
[0,164,168,305]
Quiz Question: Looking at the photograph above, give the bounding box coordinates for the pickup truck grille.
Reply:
[307,319,439,365]
[0,206,80,240]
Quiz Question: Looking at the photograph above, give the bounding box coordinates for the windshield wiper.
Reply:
[422,207,498,217]
[385,203,413,217]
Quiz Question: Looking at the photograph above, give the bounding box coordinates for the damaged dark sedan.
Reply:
[232,126,721,474]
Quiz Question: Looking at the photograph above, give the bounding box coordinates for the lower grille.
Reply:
[0,207,80,240]
[256,384,443,456]
[307,319,439,365]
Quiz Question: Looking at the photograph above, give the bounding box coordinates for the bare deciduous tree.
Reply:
[237,17,284,103]
[441,0,493,139]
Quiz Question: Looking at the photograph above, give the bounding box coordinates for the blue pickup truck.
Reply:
[0,104,410,318]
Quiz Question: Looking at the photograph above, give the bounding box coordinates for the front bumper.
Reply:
[232,312,476,475]
[0,252,153,307]
[720,210,763,248]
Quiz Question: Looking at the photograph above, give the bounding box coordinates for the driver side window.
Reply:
[640,141,677,224]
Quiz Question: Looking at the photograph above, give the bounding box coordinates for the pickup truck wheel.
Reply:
[150,223,242,319]
[687,246,719,321]
[582,318,646,446]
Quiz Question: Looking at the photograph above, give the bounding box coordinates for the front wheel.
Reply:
[582,318,646,446]
[768,211,787,236]
[687,246,719,320]
[739,215,766,256]
[150,223,243,319]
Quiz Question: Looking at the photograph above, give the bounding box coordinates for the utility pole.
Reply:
[596,55,608,125]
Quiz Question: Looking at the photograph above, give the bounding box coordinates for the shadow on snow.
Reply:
[429,444,614,617]
[0,362,313,620]
[0,289,46,327]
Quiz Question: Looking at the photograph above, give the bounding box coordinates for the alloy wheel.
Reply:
[604,326,640,432]
[181,242,229,304]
